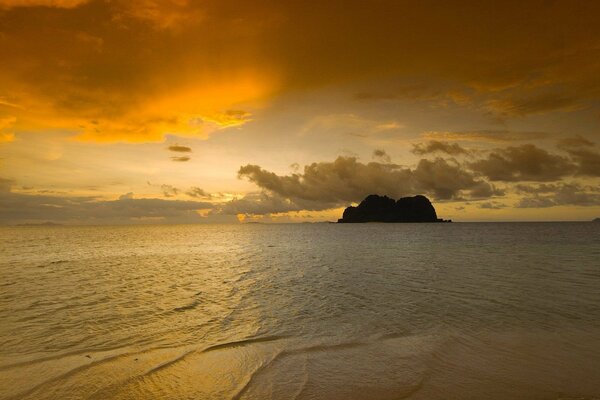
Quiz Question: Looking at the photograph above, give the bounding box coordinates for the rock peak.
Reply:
[338,194,450,223]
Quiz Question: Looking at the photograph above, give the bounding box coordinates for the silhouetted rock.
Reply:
[338,194,450,223]
[593,218,600,223]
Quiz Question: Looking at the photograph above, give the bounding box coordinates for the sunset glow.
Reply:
[1,0,600,224]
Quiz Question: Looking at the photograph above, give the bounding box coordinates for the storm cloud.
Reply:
[469,144,576,182]
[238,155,501,209]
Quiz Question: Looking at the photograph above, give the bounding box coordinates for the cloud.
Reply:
[484,92,581,117]
[0,179,214,224]
[0,0,88,8]
[160,184,179,197]
[372,149,391,163]
[186,186,210,198]
[219,192,303,216]
[412,140,468,156]
[478,201,507,210]
[0,1,274,143]
[110,0,204,30]
[423,130,550,143]
[0,116,16,142]
[565,148,600,177]
[238,157,412,208]
[412,158,503,200]
[557,135,595,149]
[2,1,599,144]
[167,144,192,161]
[354,83,472,108]
[119,192,134,200]
[468,144,576,182]
[168,145,192,153]
[194,109,252,128]
[0,132,14,143]
[238,155,501,210]
[515,183,600,208]
[556,136,600,177]
[515,183,563,194]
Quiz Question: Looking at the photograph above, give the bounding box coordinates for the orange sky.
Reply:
[1,0,600,224]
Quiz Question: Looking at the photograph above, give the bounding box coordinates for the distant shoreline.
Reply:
[4,220,600,228]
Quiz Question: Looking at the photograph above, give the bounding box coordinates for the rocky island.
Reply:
[338,194,451,223]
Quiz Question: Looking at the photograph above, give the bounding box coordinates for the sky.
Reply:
[1,0,600,224]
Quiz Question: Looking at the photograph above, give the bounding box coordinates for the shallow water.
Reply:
[1,222,599,399]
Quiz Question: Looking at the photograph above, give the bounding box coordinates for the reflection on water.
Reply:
[1,223,599,399]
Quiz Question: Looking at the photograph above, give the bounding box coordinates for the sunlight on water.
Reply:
[1,223,599,399]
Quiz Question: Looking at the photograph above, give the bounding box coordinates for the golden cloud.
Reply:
[0,0,88,8]
[1,1,600,143]
[0,116,16,142]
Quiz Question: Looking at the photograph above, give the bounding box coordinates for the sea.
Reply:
[1,222,599,400]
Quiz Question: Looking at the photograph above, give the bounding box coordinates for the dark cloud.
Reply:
[412,158,503,200]
[557,135,595,149]
[186,186,211,198]
[515,183,561,194]
[0,180,214,224]
[566,148,600,177]
[554,136,600,176]
[238,156,501,209]
[515,183,600,208]
[219,192,303,216]
[412,140,468,156]
[469,144,576,182]
[161,184,179,197]
[171,156,190,162]
[238,158,411,208]
[168,145,192,153]
[372,149,391,163]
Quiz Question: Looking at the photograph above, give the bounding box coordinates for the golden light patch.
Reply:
[196,209,212,218]
[0,132,15,143]
[0,116,16,142]
[0,116,16,130]
[72,73,275,143]
[198,110,253,128]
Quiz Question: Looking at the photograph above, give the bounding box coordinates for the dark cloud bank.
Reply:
[2,140,600,223]
[232,140,600,216]
[0,178,217,225]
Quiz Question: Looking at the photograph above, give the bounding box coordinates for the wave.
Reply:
[172,299,201,312]
[203,335,289,353]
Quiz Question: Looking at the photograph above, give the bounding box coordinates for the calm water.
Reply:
[1,223,599,400]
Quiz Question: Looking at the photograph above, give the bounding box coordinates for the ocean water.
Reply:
[1,222,599,400]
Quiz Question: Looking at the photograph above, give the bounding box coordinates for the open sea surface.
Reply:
[1,222,600,399]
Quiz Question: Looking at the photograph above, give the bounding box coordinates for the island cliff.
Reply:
[338,194,450,223]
